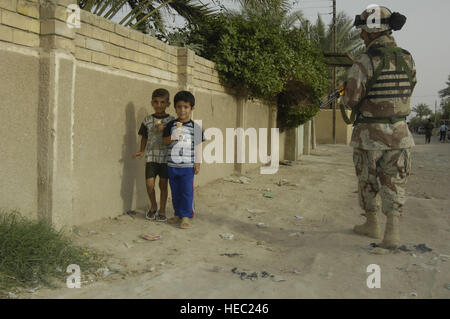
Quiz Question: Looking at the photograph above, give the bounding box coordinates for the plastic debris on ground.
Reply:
[231,268,279,281]
[220,253,243,257]
[219,233,234,240]
[271,275,286,282]
[256,222,267,228]
[263,192,274,198]
[276,179,298,187]
[396,243,433,254]
[224,176,251,184]
[289,232,303,237]
[246,208,265,214]
[140,234,161,241]
[414,243,432,253]
[96,267,113,277]
[279,160,293,166]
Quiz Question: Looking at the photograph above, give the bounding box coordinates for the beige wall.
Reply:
[192,90,238,186]
[0,0,289,227]
[72,64,176,225]
[315,109,353,145]
[0,44,39,219]
[0,0,40,219]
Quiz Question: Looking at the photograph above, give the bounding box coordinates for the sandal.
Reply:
[180,217,191,229]
[156,213,167,222]
[168,216,181,224]
[140,234,161,241]
[145,209,157,220]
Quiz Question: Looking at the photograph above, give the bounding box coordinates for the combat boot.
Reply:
[353,211,381,239]
[380,212,400,249]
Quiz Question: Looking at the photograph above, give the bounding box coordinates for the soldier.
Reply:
[342,6,416,249]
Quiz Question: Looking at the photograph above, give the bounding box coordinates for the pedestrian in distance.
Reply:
[424,118,434,144]
[439,122,448,143]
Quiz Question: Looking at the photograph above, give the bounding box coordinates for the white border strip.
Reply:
[0,41,40,57]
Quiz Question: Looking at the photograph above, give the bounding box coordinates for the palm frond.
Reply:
[163,0,215,24]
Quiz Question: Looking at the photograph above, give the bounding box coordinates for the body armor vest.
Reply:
[341,46,415,125]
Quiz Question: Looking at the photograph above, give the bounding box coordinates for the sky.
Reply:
[113,0,450,114]
[320,0,450,114]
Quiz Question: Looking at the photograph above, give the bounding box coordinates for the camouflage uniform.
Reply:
[343,34,417,216]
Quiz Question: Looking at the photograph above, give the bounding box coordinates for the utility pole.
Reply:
[332,0,337,144]
[435,100,437,127]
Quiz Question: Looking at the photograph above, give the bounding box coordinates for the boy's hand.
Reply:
[194,163,200,175]
[171,128,182,141]
[132,151,144,159]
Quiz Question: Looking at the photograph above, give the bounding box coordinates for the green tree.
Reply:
[440,98,450,120]
[313,12,364,56]
[77,0,213,35]
[308,12,364,86]
[438,75,450,99]
[166,2,327,129]
[412,103,432,119]
[438,75,450,121]
[408,116,427,133]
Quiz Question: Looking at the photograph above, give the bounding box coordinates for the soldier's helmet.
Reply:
[354,5,406,33]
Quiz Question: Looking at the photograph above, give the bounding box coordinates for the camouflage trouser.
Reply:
[353,148,411,215]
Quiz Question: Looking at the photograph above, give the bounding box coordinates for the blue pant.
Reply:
[168,167,195,218]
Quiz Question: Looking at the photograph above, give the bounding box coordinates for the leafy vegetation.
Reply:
[412,103,432,119]
[77,0,214,35]
[80,1,363,129]
[308,12,364,86]
[0,210,103,297]
[438,75,450,100]
[167,7,328,129]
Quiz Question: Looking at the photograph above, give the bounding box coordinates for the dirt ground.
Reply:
[24,134,450,299]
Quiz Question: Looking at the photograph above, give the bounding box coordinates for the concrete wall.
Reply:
[0,43,40,220]
[315,109,353,145]
[0,0,283,227]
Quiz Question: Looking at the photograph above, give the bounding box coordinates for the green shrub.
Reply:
[0,210,102,295]
[169,12,328,129]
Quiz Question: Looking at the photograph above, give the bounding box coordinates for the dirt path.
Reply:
[26,134,450,299]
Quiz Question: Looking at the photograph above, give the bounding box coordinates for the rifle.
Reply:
[320,83,346,109]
